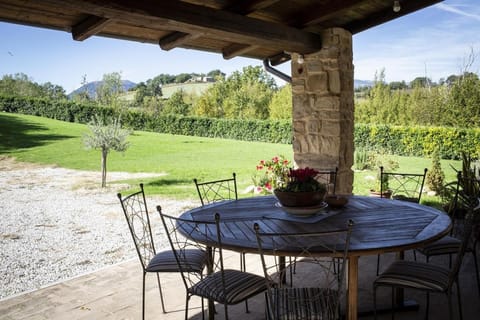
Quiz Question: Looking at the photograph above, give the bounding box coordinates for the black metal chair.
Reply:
[373,203,477,320]
[290,167,339,278]
[194,173,238,206]
[158,208,267,320]
[254,220,354,320]
[380,166,428,203]
[376,166,428,275]
[415,173,480,295]
[316,167,339,194]
[193,173,252,311]
[117,184,208,319]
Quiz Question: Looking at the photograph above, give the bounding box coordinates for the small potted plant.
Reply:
[369,167,392,198]
[273,167,327,207]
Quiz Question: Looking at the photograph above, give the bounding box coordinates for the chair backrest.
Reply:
[380,166,428,203]
[315,167,338,194]
[158,208,224,291]
[448,204,476,288]
[194,173,238,206]
[254,220,354,319]
[449,172,480,238]
[117,184,155,271]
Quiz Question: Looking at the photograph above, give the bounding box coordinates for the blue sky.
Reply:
[0,0,479,93]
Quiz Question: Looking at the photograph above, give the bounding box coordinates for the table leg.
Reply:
[279,256,287,284]
[207,246,215,320]
[347,256,359,320]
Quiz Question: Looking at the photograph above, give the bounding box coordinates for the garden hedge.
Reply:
[1,95,479,159]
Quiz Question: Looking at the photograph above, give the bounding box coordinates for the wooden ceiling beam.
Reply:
[222,43,259,60]
[159,0,281,56]
[59,0,322,54]
[346,0,444,34]
[223,0,280,14]
[72,15,111,41]
[297,0,363,27]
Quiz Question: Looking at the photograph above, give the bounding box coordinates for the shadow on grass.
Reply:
[0,113,74,153]
[145,178,191,187]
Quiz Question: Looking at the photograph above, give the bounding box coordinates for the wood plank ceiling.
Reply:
[0,0,443,64]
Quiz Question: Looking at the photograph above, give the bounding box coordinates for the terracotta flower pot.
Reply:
[274,189,326,207]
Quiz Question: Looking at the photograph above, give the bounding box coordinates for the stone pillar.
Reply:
[291,27,354,195]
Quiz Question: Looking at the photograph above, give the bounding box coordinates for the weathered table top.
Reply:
[182,195,452,257]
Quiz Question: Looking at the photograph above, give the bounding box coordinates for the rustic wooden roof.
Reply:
[0,0,442,63]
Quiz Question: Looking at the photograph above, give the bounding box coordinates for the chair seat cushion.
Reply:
[416,236,461,256]
[191,269,267,304]
[375,260,450,292]
[267,287,338,320]
[146,249,207,273]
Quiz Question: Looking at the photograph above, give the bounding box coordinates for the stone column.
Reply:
[291,27,354,195]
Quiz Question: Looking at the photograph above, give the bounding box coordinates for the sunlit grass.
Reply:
[0,112,461,203]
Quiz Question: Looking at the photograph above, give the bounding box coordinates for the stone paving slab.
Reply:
[1,251,479,320]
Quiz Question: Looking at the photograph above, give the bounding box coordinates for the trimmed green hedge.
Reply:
[354,124,480,160]
[1,95,479,159]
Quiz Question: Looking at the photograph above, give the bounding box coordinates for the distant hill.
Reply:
[68,80,137,99]
[354,79,373,89]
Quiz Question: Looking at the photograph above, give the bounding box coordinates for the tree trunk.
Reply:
[101,149,108,188]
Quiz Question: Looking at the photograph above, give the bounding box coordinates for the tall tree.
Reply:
[96,72,124,106]
[268,84,292,119]
[193,66,276,119]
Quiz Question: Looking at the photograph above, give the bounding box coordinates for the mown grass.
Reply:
[0,112,461,203]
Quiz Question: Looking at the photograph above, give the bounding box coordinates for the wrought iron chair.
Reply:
[380,166,428,202]
[316,167,339,195]
[254,220,354,320]
[289,167,339,278]
[194,173,238,206]
[415,173,480,295]
[117,184,208,319]
[193,173,251,311]
[373,202,477,320]
[376,166,428,275]
[158,208,267,320]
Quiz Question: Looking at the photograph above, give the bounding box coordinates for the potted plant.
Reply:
[369,167,392,198]
[273,167,327,207]
[252,155,290,194]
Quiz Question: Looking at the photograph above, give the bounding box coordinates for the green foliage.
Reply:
[354,148,371,170]
[3,94,480,159]
[426,149,445,194]
[162,90,191,116]
[96,72,124,107]
[83,115,131,187]
[268,84,292,120]
[192,66,276,119]
[0,73,66,100]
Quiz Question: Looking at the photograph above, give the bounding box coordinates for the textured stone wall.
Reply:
[291,27,354,194]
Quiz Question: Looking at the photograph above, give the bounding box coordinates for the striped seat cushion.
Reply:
[146,249,207,273]
[191,269,267,304]
[416,236,461,256]
[267,287,338,320]
[375,260,450,292]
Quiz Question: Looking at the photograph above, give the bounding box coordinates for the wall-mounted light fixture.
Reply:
[297,55,305,64]
[393,1,401,13]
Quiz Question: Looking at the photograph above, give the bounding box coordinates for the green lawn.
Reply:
[0,112,461,203]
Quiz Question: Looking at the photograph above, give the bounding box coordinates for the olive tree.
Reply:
[83,116,130,187]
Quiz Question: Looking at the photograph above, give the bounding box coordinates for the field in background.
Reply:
[0,112,461,202]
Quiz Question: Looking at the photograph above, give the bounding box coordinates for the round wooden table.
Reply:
[181,195,452,320]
